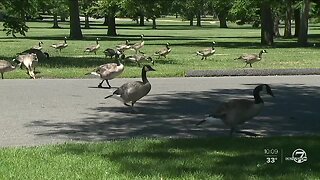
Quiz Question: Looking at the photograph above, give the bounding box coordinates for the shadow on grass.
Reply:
[51,137,320,179]
[27,84,320,142]
[38,56,108,68]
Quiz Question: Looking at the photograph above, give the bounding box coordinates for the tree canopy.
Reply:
[1,0,319,44]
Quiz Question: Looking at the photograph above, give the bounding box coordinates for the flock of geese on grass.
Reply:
[0,34,273,136]
[0,34,269,80]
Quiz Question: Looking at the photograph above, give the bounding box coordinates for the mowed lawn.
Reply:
[0,137,319,180]
[1,18,320,78]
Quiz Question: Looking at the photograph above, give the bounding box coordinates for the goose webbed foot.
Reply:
[98,80,104,88]
[124,103,131,107]
[106,80,112,89]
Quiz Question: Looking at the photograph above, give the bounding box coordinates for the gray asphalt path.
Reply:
[1,76,320,147]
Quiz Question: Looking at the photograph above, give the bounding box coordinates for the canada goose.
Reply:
[21,48,49,61]
[130,34,145,54]
[85,38,100,54]
[116,40,131,52]
[197,84,274,136]
[87,54,124,88]
[104,48,121,58]
[13,53,38,79]
[0,60,16,79]
[51,37,68,52]
[18,49,49,74]
[32,41,43,50]
[154,42,172,58]
[105,65,155,111]
[235,50,267,68]
[124,54,154,67]
[196,41,216,60]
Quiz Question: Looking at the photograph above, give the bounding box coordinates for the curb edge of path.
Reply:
[186,68,320,77]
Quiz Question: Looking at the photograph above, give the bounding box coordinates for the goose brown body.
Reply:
[32,41,43,50]
[51,37,68,52]
[105,65,155,109]
[85,38,100,54]
[131,35,145,54]
[0,60,16,79]
[235,50,267,68]
[196,42,216,60]
[154,43,171,58]
[116,40,131,52]
[124,54,154,67]
[90,58,124,88]
[13,53,38,79]
[197,84,274,135]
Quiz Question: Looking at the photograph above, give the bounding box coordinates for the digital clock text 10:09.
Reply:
[264,149,279,155]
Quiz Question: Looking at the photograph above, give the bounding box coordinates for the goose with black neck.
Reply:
[105,65,155,112]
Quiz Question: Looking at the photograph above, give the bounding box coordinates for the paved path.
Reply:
[1,76,320,147]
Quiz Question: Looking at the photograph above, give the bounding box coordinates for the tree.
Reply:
[298,0,311,45]
[94,0,121,36]
[36,0,69,28]
[210,0,234,28]
[68,0,83,39]
[1,0,36,37]
[171,0,183,18]
[144,0,171,29]
[229,0,260,26]
[180,0,198,26]
[284,0,293,38]
[260,0,274,45]
[121,0,145,26]
[79,0,97,29]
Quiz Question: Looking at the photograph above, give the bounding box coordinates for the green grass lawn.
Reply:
[0,137,319,179]
[1,18,320,78]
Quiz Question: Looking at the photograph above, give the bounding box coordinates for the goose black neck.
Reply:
[253,88,263,104]
[259,51,263,58]
[141,68,148,84]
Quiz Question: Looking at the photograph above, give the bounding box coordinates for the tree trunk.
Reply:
[176,13,178,18]
[139,14,145,26]
[68,0,83,39]
[298,0,310,45]
[53,14,59,28]
[260,1,274,45]
[84,14,90,29]
[218,13,228,28]
[152,17,156,29]
[294,8,300,37]
[107,14,117,36]
[196,10,201,27]
[103,16,108,25]
[189,18,193,26]
[61,16,66,22]
[274,16,281,37]
[284,0,292,38]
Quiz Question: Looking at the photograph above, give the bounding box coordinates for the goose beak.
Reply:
[150,67,156,71]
